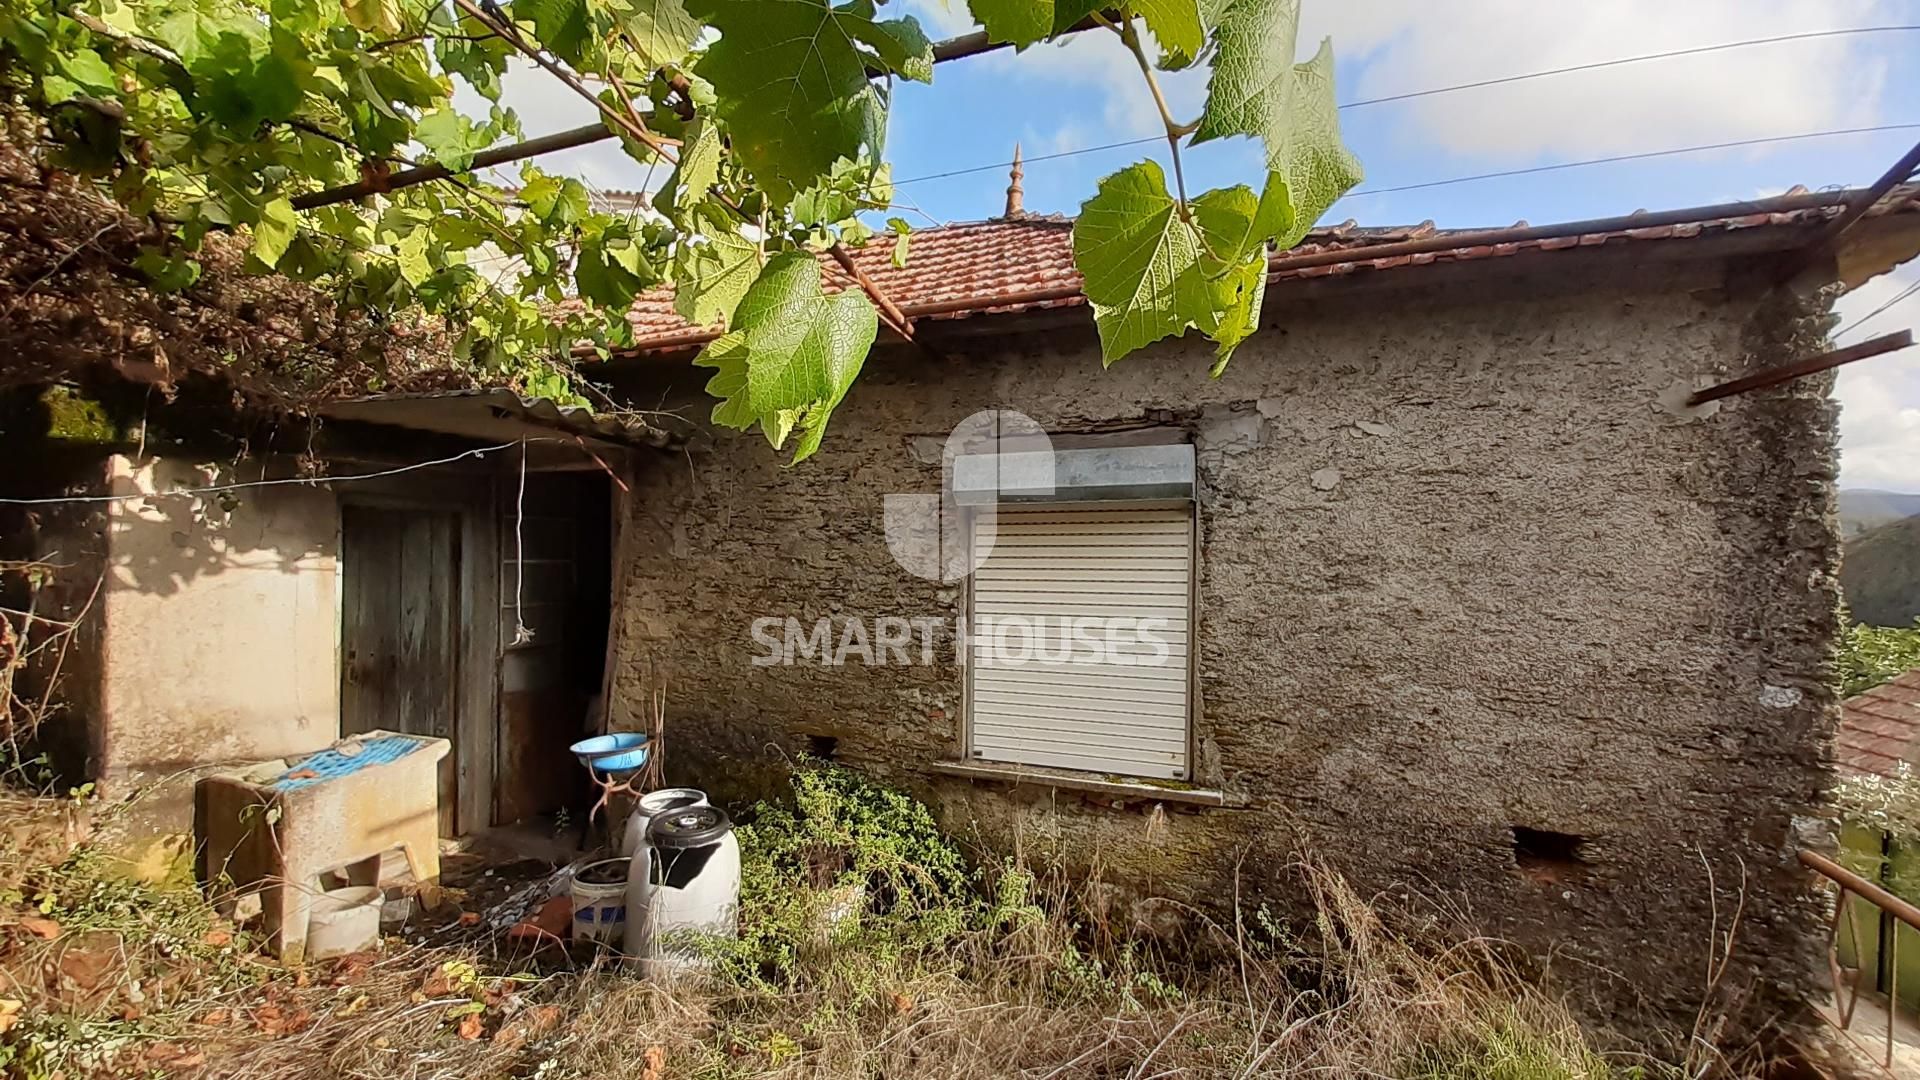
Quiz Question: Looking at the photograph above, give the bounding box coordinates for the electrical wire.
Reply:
[1339,25,1920,109]
[1836,277,1920,340]
[891,24,1920,188]
[0,440,521,505]
[1341,124,1920,198]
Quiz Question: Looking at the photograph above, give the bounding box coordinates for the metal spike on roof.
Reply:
[1005,143,1025,219]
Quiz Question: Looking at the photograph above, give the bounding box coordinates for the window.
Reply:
[965,504,1194,779]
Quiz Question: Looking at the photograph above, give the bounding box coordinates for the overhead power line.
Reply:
[895,122,1920,196]
[1340,24,1920,109]
[1837,277,1920,340]
[1341,124,1920,198]
[892,23,1920,187]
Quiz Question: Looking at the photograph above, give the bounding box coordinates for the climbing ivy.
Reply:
[0,0,1360,461]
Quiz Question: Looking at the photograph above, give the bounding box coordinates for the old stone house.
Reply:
[8,178,1920,1041]
[590,187,1920,1036]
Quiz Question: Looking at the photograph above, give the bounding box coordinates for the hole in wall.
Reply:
[804,734,839,761]
[1511,826,1591,885]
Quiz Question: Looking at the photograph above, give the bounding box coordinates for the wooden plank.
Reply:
[396,512,460,835]
[340,507,402,739]
[459,490,497,836]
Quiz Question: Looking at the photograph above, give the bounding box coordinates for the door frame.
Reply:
[337,472,499,835]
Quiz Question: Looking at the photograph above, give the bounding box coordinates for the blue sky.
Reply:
[487,0,1920,492]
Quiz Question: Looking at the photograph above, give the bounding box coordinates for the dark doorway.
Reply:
[494,470,611,824]
[341,505,462,836]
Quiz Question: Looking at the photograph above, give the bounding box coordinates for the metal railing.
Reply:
[1801,847,1920,1073]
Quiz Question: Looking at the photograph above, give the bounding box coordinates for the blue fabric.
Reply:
[271,736,428,790]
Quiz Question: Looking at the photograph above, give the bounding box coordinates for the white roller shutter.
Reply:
[967,505,1193,779]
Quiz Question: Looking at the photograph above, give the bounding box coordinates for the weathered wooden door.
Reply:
[341,506,460,835]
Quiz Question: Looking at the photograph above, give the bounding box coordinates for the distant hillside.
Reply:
[1843,513,1920,627]
[1841,489,1920,538]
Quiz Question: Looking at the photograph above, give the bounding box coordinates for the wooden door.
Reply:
[341,506,461,835]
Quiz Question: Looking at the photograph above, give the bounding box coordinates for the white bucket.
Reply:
[570,857,631,946]
[308,885,383,960]
[621,789,709,857]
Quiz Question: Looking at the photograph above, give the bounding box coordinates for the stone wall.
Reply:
[608,257,1840,1041]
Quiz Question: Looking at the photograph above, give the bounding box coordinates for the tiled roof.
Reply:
[618,214,1084,349]
[612,184,1920,352]
[1837,670,1920,778]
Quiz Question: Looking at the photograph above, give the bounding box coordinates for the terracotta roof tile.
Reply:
[609,185,1920,352]
[1838,670,1920,778]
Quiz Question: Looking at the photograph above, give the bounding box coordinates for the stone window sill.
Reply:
[929,759,1231,808]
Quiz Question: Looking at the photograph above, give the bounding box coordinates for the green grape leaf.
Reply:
[888,216,910,268]
[1198,247,1264,374]
[1187,182,1267,371]
[575,234,650,308]
[691,251,877,462]
[343,0,404,35]
[608,0,701,68]
[673,229,759,327]
[690,0,933,200]
[966,0,1100,47]
[1190,182,1260,269]
[1131,0,1204,60]
[1157,0,1230,69]
[395,228,434,287]
[251,196,299,268]
[415,107,481,171]
[662,116,720,212]
[133,248,202,292]
[1191,0,1360,245]
[1073,160,1211,365]
[845,13,934,82]
[516,0,591,65]
[55,50,117,94]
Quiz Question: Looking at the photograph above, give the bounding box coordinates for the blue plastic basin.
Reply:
[588,746,651,779]
[570,732,647,771]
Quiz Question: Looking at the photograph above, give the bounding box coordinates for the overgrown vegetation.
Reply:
[0,763,1774,1078]
[1836,613,1920,697]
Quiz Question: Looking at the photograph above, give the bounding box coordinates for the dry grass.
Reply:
[0,769,1779,1080]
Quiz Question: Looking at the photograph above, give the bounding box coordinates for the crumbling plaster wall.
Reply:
[611,257,1839,1039]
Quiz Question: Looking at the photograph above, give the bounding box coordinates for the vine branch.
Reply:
[1107,13,1194,215]
[448,0,680,163]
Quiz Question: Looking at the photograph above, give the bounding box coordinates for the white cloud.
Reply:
[1310,1,1893,162]
[896,0,975,39]
[1835,263,1920,492]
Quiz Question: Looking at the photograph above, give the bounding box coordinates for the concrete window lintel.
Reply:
[929,759,1231,807]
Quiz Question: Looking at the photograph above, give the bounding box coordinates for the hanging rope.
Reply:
[510,438,534,646]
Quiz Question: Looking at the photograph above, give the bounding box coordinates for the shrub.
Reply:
[701,762,1038,995]
[1836,616,1920,697]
